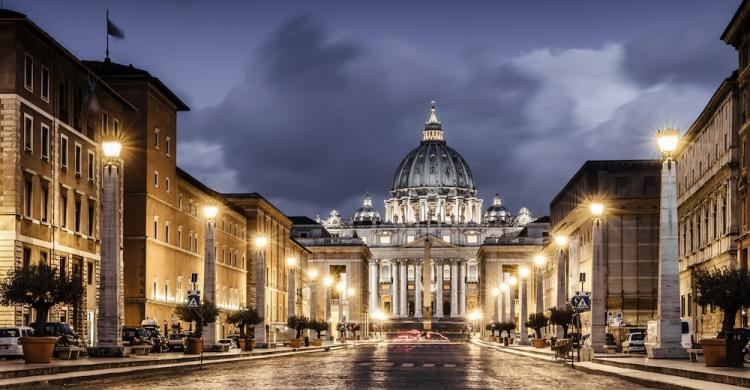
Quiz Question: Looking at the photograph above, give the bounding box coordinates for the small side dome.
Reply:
[353,193,381,225]
[515,207,533,226]
[484,193,512,225]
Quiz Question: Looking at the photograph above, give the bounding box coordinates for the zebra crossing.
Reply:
[356,362,464,368]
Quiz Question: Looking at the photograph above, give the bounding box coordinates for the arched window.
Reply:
[443,264,451,281]
[468,264,478,281]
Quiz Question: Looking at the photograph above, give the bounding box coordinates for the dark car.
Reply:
[122,327,150,346]
[35,322,84,356]
[142,327,167,352]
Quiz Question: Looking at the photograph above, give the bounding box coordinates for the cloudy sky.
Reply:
[9,0,739,219]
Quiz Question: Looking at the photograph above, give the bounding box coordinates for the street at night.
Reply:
[61,343,646,390]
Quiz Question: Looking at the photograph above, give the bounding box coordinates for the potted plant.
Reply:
[350,323,361,340]
[485,322,499,342]
[175,300,219,354]
[0,262,84,363]
[286,315,309,348]
[309,320,329,346]
[548,305,574,339]
[525,313,548,348]
[694,266,750,367]
[497,322,516,346]
[227,306,262,351]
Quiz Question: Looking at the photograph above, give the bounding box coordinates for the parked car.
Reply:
[122,327,150,346]
[217,338,238,349]
[141,320,167,352]
[167,333,185,352]
[35,322,84,356]
[581,333,617,348]
[622,332,645,353]
[0,326,33,359]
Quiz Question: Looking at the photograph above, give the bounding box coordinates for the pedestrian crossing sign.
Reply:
[187,294,200,309]
[571,294,590,312]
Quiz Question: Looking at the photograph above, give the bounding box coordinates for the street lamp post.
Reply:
[203,205,218,349]
[94,141,125,357]
[646,129,687,358]
[254,237,268,345]
[519,266,529,345]
[553,235,569,339]
[590,202,606,353]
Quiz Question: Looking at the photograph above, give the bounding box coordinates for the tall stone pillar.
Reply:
[325,283,331,323]
[391,261,399,317]
[415,261,423,318]
[369,260,378,314]
[95,161,124,355]
[310,282,317,321]
[459,262,467,316]
[255,249,267,344]
[591,218,606,353]
[646,156,688,358]
[450,260,458,317]
[535,265,544,314]
[509,274,516,332]
[498,270,505,322]
[400,260,408,317]
[203,219,217,347]
[288,268,296,318]
[520,276,528,344]
[555,248,567,339]
[435,262,444,318]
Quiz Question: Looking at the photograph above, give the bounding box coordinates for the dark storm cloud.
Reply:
[180,15,547,217]
[623,26,735,87]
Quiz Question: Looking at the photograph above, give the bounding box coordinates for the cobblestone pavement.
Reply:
[61,342,653,389]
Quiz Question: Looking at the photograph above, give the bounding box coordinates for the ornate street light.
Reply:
[254,236,268,345]
[202,204,219,348]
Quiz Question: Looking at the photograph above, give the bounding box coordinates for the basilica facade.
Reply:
[316,104,547,324]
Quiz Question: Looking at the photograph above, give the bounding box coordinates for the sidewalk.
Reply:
[472,340,749,390]
[0,342,348,388]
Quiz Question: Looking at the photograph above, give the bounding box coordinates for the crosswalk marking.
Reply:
[402,363,414,367]
[358,362,372,366]
[444,364,456,367]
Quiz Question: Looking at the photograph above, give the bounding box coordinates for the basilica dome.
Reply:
[484,194,512,225]
[391,104,476,198]
[353,193,381,225]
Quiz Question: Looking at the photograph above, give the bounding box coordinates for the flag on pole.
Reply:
[107,17,125,39]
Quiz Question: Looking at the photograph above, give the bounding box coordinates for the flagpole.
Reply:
[106,9,109,61]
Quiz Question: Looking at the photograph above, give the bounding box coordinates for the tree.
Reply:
[548,305,575,338]
[0,262,84,336]
[286,315,310,339]
[525,312,548,339]
[309,320,329,339]
[497,322,516,338]
[175,300,219,338]
[694,265,750,337]
[226,306,262,338]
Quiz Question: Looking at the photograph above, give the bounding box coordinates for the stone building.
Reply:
[545,160,661,346]
[675,74,740,339]
[0,9,136,345]
[85,60,250,339]
[317,104,545,329]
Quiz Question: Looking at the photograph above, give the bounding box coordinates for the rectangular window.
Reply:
[24,176,32,217]
[615,177,628,195]
[74,198,81,232]
[40,66,49,101]
[179,194,183,210]
[41,124,49,160]
[58,82,68,124]
[23,114,32,151]
[643,176,657,196]
[60,190,67,228]
[87,151,95,182]
[166,136,171,156]
[380,235,391,244]
[87,202,94,236]
[112,119,119,137]
[442,235,451,243]
[165,177,170,193]
[60,135,68,168]
[467,234,478,244]
[87,262,93,285]
[40,182,49,223]
[22,248,30,268]
[153,218,158,240]
[154,171,159,188]
[59,255,66,277]
[74,143,82,175]
[178,228,183,249]
[24,54,32,91]
[101,112,108,135]
[40,251,47,264]
[154,129,160,149]
[165,223,170,243]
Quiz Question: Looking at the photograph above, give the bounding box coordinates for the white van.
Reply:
[0,326,34,358]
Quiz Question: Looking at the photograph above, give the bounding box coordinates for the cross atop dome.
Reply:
[423,100,444,142]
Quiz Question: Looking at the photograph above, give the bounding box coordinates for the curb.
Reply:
[1,345,347,389]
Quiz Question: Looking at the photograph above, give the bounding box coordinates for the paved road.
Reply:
[64,343,650,390]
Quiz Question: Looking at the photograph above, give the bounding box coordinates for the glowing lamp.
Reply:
[102,141,122,158]
[491,287,500,297]
[254,237,268,248]
[323,276,333,287]
[554,235,568,247]
[519,267,529,278]
[508,276,517,286]
[203,205,218,221]
[590,202,604,217]
[286,257,297,267]
[534,255,545,267]
[307,269,319,280]
[656,128,679,154]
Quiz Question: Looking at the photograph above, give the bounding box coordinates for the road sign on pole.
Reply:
[571,293,590,312]
[187,292,200,309]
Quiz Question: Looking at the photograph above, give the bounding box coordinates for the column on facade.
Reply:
[400,260,408,317]
[450,260,458,317]
[310,281,318,321]
[459,261,467,316]
[415,260,423,318]
[435,261,444,318]
[369,260,378,314]
[467,199,474,223]
[520,275,528,344]
[591,218,606,353]
[287,268,296,319]
[509,272,516,331]
[419,198,427,222]
[391,261,399,317]
[498,270,505,322]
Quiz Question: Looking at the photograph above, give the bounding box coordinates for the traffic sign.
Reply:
[571,294,590,312]
[187,293,200,309]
